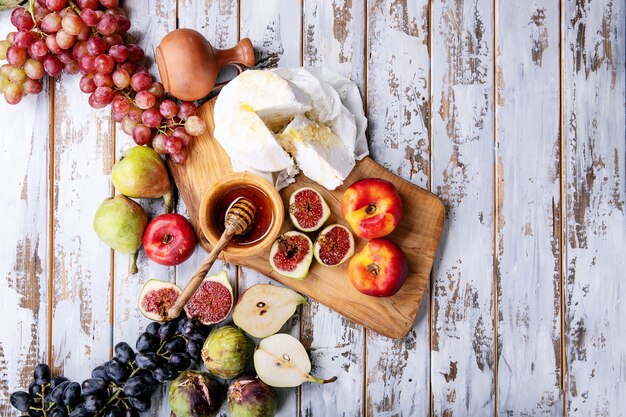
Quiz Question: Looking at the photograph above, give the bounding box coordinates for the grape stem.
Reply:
[27,0,43,37]
[65,0,101,38]
[39,383,47,417]
[156,120,186,136]
[66,0,82,16]
[93,368,141,417]
[156,333,187,357]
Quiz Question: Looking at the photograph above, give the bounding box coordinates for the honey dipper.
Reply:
[168,197,257,319]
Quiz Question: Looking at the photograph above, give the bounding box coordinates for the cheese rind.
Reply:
[215,70,311,125]
[273,68,357,154]
[213,70,314,173]
[279,115,355,190]
[212,68,367,190]
[213,104,294,172]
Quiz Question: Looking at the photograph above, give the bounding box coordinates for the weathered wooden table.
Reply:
[1,1,624,416]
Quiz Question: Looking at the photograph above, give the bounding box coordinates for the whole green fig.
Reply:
[93,194,148,274]
[202,326,254,379]
[169,370,223,417]
[111,146,173,212]
[228,376,277,417]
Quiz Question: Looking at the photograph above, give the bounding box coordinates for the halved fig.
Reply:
[314,224,355,267]
[269,231,313,280]
[184,270,234,325]
[138,279,182,322]
[288,187,330,232]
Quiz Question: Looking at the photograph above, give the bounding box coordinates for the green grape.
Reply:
[4,82,25,104]
[0,76,10,94]
[8,67,26,83]
[0,40,10,60]
[0,64,12,78]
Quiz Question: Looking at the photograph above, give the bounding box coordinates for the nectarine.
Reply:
[341,178,402,239]
[348,239,408,297]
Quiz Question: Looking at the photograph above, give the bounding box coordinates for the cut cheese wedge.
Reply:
[214,70,311,127]
[212,68,366,190]
[278,115,355,190]
[273,68,357,154]
[213,69,313,173]
[213,104,294,172]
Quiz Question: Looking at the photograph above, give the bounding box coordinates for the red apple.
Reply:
[143,213,196,266]
[348,239,408,297]
[341,178,402,239]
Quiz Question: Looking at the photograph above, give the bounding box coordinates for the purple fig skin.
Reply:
[227,376,277,417]
[169,370,224,417]
[202,326,254,379]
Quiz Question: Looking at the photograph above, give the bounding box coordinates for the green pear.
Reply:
[112,146,173,212]
[94,195,148,274]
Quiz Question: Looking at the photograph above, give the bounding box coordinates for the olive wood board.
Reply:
[168,97,445,339]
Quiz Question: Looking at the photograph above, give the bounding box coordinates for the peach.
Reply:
[348,239,408,297]
[341,178,402,239]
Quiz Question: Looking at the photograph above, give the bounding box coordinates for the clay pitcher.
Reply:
[155,28,255,101]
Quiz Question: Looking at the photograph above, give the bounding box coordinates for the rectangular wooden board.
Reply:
[169,98,444,338]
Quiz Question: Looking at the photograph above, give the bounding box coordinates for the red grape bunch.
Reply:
[0,0,207,164]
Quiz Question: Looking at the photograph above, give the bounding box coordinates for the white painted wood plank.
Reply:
[430,0,496,415]
[110,2,176,417]
[51,73,114,378]
[0,11,50,414]
[303,0,364,87]
[563,0,626,415]
[178,0,239,48]
[239,1,301,415]
[365,0,431,415]
[495,2,563,415]
[300,2,365,416]
[366,0,430,186]
[240,0,301,68]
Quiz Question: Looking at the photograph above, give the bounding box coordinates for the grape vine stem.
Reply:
[92,368,141,417]
[27,0,43,36]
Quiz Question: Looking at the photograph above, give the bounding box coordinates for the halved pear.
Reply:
[254,333,337,388]
[233,284,307,338]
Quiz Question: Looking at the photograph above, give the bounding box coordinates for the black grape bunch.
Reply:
[9,313,210,417]
[0,0,208,164]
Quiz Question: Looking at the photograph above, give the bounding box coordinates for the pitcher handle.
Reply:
[210,63,246,93]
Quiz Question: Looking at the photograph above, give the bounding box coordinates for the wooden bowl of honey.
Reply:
[199,172,284,257]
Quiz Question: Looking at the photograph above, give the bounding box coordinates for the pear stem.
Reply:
[163,189,174,214]
[128,252,139,275]
[307,374,337,385]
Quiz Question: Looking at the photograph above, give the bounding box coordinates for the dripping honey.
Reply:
[212,184,274,246]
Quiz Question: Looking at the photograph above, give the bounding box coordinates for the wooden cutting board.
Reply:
[168,98,445,338]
